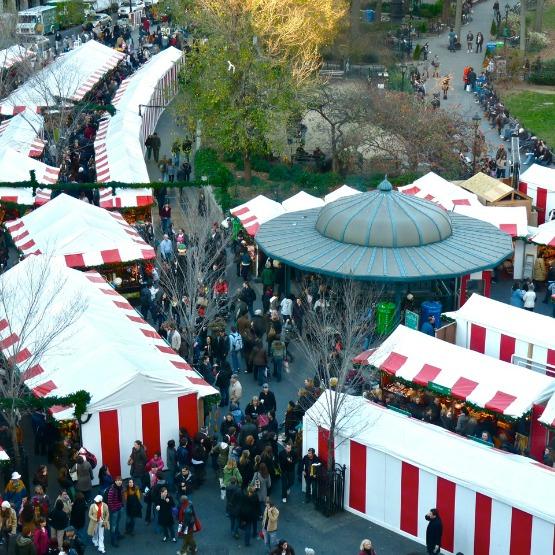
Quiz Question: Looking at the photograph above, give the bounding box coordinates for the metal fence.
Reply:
[315,463,346,517]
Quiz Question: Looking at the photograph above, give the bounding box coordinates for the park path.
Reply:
[415,0,508,153]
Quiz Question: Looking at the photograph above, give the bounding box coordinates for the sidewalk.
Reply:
[415,0,504,153]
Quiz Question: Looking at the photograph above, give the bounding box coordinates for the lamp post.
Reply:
[408,3,414,56]
[400,63,407,92]
[471,113,481,175]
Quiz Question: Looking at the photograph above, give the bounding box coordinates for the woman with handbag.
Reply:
[123,479,142,536]
[250,463,271,516]
[177,496,199,554]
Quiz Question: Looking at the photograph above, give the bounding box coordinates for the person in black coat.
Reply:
[156,488,175,541]
[48,499,69,547]
[425,508,443,554]
[70,492,87,535]
[215,362,232,407]
[225,476,242,539]
[239,487,259,547]
[213,330,230,366]
[258,385,276,414]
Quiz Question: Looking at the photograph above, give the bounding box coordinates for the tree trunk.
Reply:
[454,0,463,44]
[442,0,450,24]
[330,125,339,173]
[535,0,544,32]
[327,433,334,472]
[520,0,526,52]
[376,0,382,23]
[350,0,361,45]
[243,152,252,185]
[10,417,21,469]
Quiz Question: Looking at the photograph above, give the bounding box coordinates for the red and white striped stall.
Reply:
[93,47,182,184]
[4,193,155,265]
[531,219,555,247]
[399,172,481,210]
[519,164,555,225]
[445,293,555,375]
[230,195,285,236]
[304,393,555,555]
[0,109,45,157]
[0,147,59,184]
[0,255,217,479]
[0,41,125,114]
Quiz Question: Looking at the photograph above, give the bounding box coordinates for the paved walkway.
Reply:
[415,0,510,153]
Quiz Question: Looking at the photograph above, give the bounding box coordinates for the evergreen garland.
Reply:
[0,390,91,420]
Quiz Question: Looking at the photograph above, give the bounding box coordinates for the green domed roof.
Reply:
[315,180,452,248]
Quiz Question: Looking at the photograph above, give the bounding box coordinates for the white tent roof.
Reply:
[0,45,34,70]
[364,325,555,417]
[230,195,285,236]
[0,186,35,206]
[4,193,155,266]
[306,392,555,522]
[520,164,555,192]
[530,219,555,246]
[282,190,325,212]
[398,171,481,210]
[453,204,529,238]
[0,41,125,114]
[94,47,182,184]
[539,394,555,428]
[0,147,58,184]
[0,109,45,157]
[445,293,555,352]
[324,184,361,204]
[0,255,217,420]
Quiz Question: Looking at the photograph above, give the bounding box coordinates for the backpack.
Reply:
[230,332,243,352]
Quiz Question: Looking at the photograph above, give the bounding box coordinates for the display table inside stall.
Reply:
[361,325,555,461]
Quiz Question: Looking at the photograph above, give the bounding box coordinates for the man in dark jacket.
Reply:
[64,526,85,555]
[238,416,257,448]
[139,283,151,320]
[213,329,229,366]
[239,281,256,317]
[258,384,276,414]
[225,476,242,539]
[302,448,321,503]
[175,466,193,497]
[215,362,232,407]
[129,441,148,490]
[425,508,443,554]
[278,443,297,503]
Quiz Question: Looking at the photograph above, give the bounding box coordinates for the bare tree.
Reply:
[295,278,384,471]
[0,254,87,465]
[157,189,230,363]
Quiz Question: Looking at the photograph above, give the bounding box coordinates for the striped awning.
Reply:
[530,219,555,247]
[231,195,285,236]
[0,109,46,157]
[4,193,155,265]
[539,394,555,428]
[364,325,555,417]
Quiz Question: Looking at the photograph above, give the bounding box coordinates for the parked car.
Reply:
[117,0,144,16]
[143,0,158,6]
[83,12,112,30]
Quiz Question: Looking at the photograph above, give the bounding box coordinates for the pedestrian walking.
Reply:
[150,132,161,162]
[225,477,242,539]
[48,499,68,548]
[476,31,484,53]
[466,31,474,53]
[0,500,17,547]
[278,443,296,503]
[128,440,148,491]
[425,508,443,554]
[123,479,142,535]
[229,326,243,375]
[270,540,295,555]
[159,202,172,235]
[106,477,124,547]
[441,76,450,100]
[70,458,92,503]
[4,472,27,513]
[239,487,259,547]
[14,527,35,555]
[359,538,377,555]
[448,28,456,52]
[302,448,321,503]
[156,487,176,542]
[229,374,243,406]
[523,283,536,311]
[176,495,199,554]
[261,499,280,551]
[88,495,110,554]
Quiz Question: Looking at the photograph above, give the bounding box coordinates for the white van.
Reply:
[16,6,58,36]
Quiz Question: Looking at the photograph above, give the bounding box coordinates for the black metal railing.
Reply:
[315,463,346,517]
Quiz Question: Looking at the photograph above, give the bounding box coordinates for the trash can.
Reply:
[486,41,497,53]
[420,300,442,329]
[362,9,375,22]
[376,301,396,335]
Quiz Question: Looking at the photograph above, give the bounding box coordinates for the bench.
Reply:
[319,69,345,79]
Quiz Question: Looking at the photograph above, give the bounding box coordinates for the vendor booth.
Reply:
[530,219,555,282]
[519,164,555,225]
[304,392,555,555]
[281,190,324,212]
[399,171,480,210]
[0,45,34,71]
[0,255,217,479]
[0,109,45,157]
[445,293,555,375]
[539,394,555,447]
[4,194,155,291]
[0,41,125,114]
[361,324,555,461]
[94,46,182,185]
[323,184,361,204]
[453,204,531,279]
[0,147,59,184]
[230,195,285,237]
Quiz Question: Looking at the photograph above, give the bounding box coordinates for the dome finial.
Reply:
[378,176,392,192]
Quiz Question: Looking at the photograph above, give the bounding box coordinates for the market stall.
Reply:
[0,45,34,71]
[362,324,555,460]
[94,46,182,184]
[304,392,555,555]
[399,171,480,210]
[453,204,531,279]
[0,255,217,479]
[0,147,59,184]
[529,219,555,282]
[519,164,555,225]
[230,195,285,236]
[4,194,155,291]
[0,41,125,114]
[445,293,555,373]
[0,109,45,157]
[460,172,531,211]
[282,190,325,212]
[323,184,361,204]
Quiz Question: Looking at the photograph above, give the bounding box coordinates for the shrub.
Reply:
[417,0,442,18]
[268,163,292,182]
[413,44,422,60]
[490,19,497,37]
[527,31,551,53]
[194,148,234,187]
[529,58,555,85]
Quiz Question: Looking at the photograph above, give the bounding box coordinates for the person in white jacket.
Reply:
[523,283,536,312]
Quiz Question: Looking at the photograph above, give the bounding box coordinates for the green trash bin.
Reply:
[376,301,396,335]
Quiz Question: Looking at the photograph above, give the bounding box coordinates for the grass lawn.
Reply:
[542,3,555,30]
[504,91,555,146]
